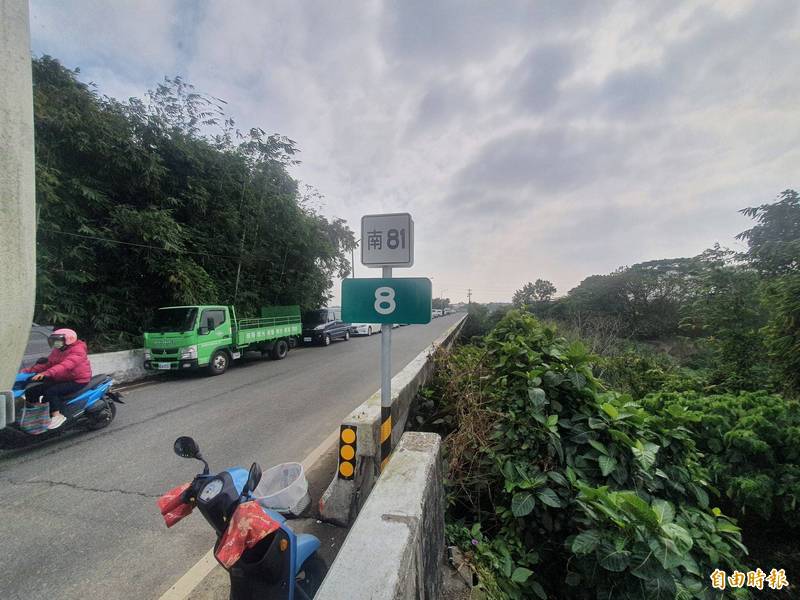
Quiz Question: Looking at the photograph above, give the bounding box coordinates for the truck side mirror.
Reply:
[206,317,215,331]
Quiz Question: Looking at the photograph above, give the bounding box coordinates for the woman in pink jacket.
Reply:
[21,328,92,429]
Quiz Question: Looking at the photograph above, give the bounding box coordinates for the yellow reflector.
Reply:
[341,428,356,444]
[280,539,288,552]
[340,445,355,461]
[339,462,354,478]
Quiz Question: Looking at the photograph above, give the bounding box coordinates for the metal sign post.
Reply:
[342,212,424,472]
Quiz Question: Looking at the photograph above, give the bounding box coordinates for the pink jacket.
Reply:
[22,340,92,384]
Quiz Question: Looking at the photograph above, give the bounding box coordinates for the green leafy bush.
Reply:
[642,391,800,526]
[421,311,747,599]
[597,350,715,399]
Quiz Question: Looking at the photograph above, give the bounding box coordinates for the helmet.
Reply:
[49,328,78,349]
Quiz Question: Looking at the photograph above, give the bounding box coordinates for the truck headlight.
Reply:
[144,350,151,360]
[180,345,198,360]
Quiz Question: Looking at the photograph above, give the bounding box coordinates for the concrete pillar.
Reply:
[0,0,36,426]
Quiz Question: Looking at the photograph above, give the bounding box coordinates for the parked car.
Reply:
[301,309,351,346]
[19,323,54,369]
[350,323,380,336]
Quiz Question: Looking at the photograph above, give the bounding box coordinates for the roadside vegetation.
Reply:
[417,191,799,598]
[32,56,355,350]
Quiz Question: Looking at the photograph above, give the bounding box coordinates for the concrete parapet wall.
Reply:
[89,348,155,384]
[319,315,465,526]
[315,432,444,600]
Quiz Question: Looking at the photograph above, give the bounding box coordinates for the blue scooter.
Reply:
[169,436,325,600]
[12,371,123,434]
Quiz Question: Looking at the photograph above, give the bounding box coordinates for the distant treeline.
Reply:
[32,56,355,350]
[470,190,800,396]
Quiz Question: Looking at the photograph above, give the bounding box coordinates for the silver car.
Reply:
[350,323,381,336]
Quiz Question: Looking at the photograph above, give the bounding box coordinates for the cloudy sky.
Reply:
[29,0,800,303]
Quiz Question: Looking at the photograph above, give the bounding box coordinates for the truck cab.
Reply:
[144,305,301,375]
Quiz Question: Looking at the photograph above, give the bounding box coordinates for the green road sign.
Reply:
[342,277,432,324]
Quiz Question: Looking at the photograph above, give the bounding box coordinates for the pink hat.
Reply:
[52,328,78,345]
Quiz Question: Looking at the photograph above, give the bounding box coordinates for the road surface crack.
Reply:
[0,476,159,499]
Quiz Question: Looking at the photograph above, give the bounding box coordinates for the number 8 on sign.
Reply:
[374,286,396,315]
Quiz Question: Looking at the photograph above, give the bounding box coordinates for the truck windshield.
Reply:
[302,310,327,326]
[148,308,198,332]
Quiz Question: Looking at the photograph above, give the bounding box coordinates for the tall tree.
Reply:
[738,189,800,394]
[32,56,355,350]
[737,189,800,275]
[432,297,451,310]
[680,247,769,390]
[512,279,556,307]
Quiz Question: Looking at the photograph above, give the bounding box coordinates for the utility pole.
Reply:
[1,0,37,429]
[467,288,472,305]
[351,238,361,278]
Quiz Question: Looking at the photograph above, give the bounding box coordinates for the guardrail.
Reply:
[236,315,301,329]
[315,432,444,599]
[319,314,465,526]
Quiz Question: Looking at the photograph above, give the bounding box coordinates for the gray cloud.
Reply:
[410,78,477,135]
[451,126,625,206]
[578,0,800,120]
[28,0,800,303]
[379,0,601,72]
[508,43,576,113]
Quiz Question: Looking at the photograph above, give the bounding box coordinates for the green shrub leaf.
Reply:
[536,488,563,508]
[598,455,617,477]
[511,492,536,517]
[511,567,533,583]
[588,439,610,456]
[601,402,620,419]
[652,499,675,525]
[571,530,601,554]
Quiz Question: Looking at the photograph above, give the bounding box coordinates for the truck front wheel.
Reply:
[208,350,229,376]
[271,339,289,360]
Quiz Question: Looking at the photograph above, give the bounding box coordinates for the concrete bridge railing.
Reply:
[319,315,465,526]
[316,431,445,600]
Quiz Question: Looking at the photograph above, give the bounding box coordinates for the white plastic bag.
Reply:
[253,462,310,516]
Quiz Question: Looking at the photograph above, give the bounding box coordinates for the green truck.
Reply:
[143,305,301,375]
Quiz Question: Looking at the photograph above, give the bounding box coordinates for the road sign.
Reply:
[342,277,432,324]
[361,213,414,268]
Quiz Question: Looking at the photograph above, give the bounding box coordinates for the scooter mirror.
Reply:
[243,462,262,496]
[174,436,200,459]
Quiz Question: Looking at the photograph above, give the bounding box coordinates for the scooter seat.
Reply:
[62,374,111,400]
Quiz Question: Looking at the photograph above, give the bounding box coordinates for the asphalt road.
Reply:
[0,314,461,600]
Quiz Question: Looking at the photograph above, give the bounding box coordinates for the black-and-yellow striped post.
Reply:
[380,405,392,471]
[338,425,356,479]
[380,265,393,471]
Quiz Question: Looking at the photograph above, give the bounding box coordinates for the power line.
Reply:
[39,228,250,262]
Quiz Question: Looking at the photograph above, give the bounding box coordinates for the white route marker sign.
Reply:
[361,213,414,268]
